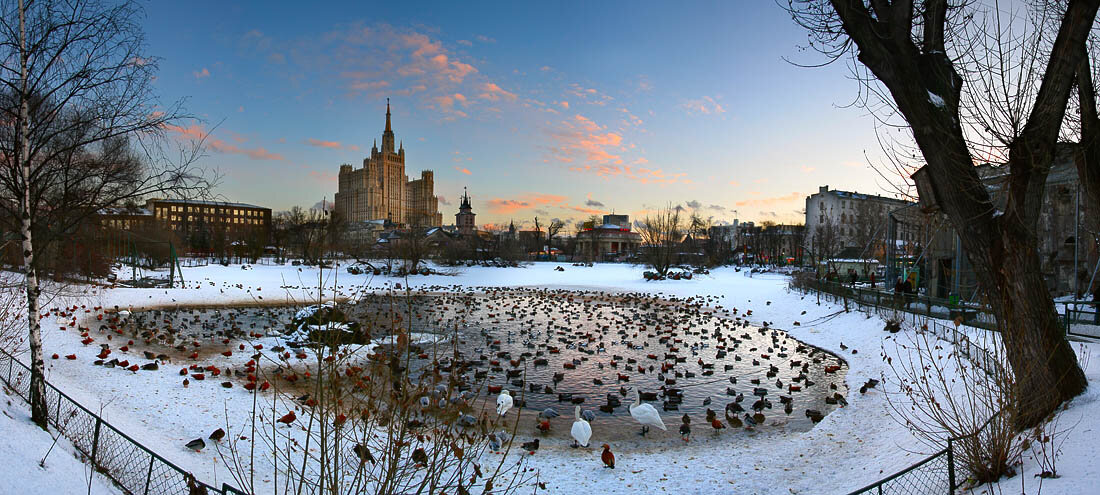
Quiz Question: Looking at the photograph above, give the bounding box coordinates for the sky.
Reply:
[140,0,891,230]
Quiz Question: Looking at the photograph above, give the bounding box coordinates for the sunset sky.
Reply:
[142,0,890,229]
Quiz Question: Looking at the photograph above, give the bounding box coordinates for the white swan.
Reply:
[629,388,666,436]
[570,405,592,448]
[496,390,513,417]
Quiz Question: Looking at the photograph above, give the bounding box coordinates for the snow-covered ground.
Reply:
[0,393,123,494]
[3,261,1098,494]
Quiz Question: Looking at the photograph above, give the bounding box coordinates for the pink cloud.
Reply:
[487,193,567,215]
[193,68,210,79]
[454,166,471,175]
[307,138,342,149]
[734,192,803,207]
[478,82,516,101]
[681,96,725,115]
[164,123,283,161]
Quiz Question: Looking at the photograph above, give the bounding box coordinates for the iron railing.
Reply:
[0,347,245,495]
[799,279,998,330]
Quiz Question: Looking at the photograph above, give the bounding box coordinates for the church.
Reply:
[335,100,443,228]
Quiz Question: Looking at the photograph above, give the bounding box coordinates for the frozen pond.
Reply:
[131,288,849,438]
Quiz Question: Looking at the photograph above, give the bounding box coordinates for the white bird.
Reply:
[571,405,592,448]
[629,388,666,436]
[496,390,513,417]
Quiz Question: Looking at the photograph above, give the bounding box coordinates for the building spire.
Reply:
[385,97,392,133]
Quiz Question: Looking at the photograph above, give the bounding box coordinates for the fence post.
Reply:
[144,455,154,495]
[55,389,62,426]
[947,438,956,491]
[90,417,102,469]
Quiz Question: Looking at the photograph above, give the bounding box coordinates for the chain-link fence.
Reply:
[0,348,245,495]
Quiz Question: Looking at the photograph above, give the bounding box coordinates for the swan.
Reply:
[571,406,592,448]
[496,390,513,417]
[629,388,666,436]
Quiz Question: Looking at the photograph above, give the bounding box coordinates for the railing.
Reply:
[0,347,245,495]
[800,279,1000,330]
[1061,301,1100,339]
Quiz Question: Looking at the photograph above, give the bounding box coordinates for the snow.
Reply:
[0,397,123,494]
[928,90,946,108]
[3,261,1098,494]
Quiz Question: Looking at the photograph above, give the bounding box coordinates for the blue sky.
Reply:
[141,0,886,229]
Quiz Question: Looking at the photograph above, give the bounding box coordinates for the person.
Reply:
[849,269,858,286]
[1093,288,1099,325]
[870,271,876,289]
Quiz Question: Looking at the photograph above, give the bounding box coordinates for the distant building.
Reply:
[335,100,442,228]
[574,214,642,261]
[145,198,271,246]
[917,143,1097,297]
[455,188,477,237]
[804,185,917,261]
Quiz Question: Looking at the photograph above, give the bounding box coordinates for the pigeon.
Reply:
[185,438,205,451]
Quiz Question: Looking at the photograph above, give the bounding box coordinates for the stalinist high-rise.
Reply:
[335,100,442,228]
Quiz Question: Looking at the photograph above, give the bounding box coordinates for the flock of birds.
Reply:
[53,282,856,471]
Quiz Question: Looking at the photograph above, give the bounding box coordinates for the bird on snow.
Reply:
[571,405,592,448]
[629,388,666,436]
[208,428,225,442]
[496,390,513,417]
[185,438,205,451]
[601,444,615,469]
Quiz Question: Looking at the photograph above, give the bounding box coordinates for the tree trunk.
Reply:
[18,0,48,430]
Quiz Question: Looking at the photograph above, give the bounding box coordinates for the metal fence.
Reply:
[0,348,246,495]
[800,279,999,330]
[847,434,972,495]
[1062,301,1100,339]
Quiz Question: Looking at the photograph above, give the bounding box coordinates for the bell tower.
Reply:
[456,187,476,236]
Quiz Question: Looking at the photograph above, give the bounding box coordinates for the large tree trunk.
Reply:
[826,0,1097,430]
[18,0,48,430]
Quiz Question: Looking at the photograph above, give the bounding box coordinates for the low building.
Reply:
[144,198,271,254]
[574,214,642,261]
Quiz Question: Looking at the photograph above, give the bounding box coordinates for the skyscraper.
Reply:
[335,100,442,227]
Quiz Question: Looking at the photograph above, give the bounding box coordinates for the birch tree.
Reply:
[0,0,207,428]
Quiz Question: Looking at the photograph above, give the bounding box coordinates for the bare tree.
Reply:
[786,0,1095,427]
[808,216,842,275]
[546,218,564,260]
[638,205,683,276]
[0,0,208,428]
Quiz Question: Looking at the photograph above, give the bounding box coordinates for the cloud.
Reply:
[475,34,496,43]
[559,101,569,109]
[545,114,624,165]
[685,200,702,209]
[801,166,816,173]
[437,195,451,206]
[193,68,210,79]
[681,95,725,115]
[728,180,740,187]
[487,193,566,214]
[307,138,343,149]
[707,204,727,212]
[164,123,284,161]
[454,166,471,175]
[457,39,473,47]
[568,205,603,215]
[311,199,333,211]
[477,82,516,102]
[733,192,803,208]
[242,23,514,120]
[584,193,605,208]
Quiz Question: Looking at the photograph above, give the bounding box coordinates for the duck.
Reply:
[496,390,513,417]
[571,406,592,448]
[520,438,540,454]
[185,438,205,451]
[629,387,666,436]
[679,416,691,442]
[601,444,615,469]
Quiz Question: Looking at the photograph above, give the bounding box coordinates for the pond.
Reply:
[129,288,849,440]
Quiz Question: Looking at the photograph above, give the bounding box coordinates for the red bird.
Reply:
[278,411,296,425]
[711,419,726,434]
[601,444,615,469]
[537,419,551,434]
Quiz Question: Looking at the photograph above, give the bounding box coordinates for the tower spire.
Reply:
[385,97,392,133]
